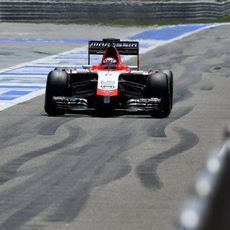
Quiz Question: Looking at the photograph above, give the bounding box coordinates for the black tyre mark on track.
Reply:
[37,117,72,136]
[48,157,131,223]
[147,106,194,138]
[48,123,135,222]
[0,117,35,151]
[34,50,53,55]
[202,63,230,78]
[137,127,199,190]
[0,125,84,185]
[0,121,137,229]
[0,116,72,151]
[0,52,13,56]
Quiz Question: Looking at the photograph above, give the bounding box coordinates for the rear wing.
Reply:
[88,38,139,69]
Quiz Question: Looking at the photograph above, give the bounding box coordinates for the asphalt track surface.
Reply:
[0,23,230,230]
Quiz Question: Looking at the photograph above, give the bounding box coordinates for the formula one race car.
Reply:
[44,38,173,117]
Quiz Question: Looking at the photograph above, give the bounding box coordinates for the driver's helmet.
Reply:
[102,57,117,68]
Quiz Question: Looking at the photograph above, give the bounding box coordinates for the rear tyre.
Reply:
[147,71,173,118]
[44,70,70,116]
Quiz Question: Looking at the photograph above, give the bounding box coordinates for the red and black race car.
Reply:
[44,38,173,117]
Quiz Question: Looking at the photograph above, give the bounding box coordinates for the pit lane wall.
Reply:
[178,126,230,230]
[0,0,230,21]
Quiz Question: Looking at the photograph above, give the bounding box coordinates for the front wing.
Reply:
[53,96,162,114]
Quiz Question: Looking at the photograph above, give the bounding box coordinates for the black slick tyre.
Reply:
[44,70,70,116]
[162,70,173,110]
[147,71,173,118]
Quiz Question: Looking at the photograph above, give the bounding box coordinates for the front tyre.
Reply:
[162,70,173,110]
[147,71,173,118]
[44,70,70,116]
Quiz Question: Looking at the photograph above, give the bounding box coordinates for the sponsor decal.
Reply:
[97,71,121,96]
[100,80,116,89]
[97,88,118,96]
[89,41,138,48]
